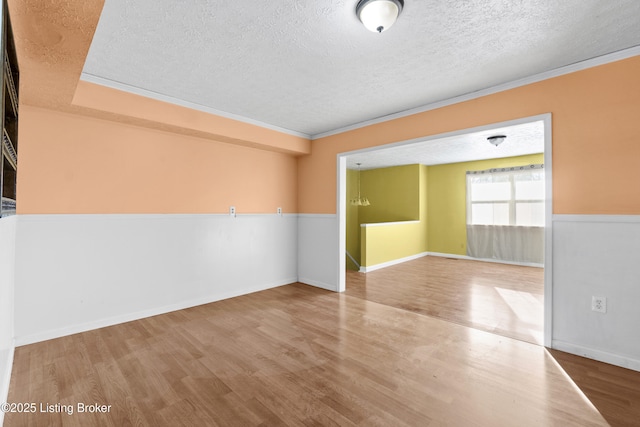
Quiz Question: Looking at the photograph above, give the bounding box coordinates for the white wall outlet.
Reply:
[592,296,607,313]
[277,207,282,215]
[229,206,236,217]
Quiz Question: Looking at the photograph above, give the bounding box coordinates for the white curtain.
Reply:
[466,224,544,264]
[466,164,545,264]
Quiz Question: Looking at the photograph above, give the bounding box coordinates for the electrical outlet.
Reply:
[229,206,236,217]
[277,207,282,215]
[592,296,607,313]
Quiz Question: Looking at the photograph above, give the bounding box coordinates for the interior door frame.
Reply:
[335,113,553,347]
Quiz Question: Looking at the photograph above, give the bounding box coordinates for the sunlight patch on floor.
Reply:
[543,348,607,423]
[495,287,543,325]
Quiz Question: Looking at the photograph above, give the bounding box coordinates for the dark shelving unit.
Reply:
[0,0,18,217]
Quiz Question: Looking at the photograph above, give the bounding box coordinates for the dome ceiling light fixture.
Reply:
[356,0,404,33]
[487,135,507,147]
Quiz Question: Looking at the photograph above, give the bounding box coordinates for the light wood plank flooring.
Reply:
[5,276,639,426]
[346,256,544,344]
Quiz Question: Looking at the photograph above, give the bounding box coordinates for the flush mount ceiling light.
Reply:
[356,0,404,33]
[487,135,506,147]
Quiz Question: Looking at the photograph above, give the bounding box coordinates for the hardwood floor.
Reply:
[4,273,638,426]
[548,349,640,427]
[345,256,544,344]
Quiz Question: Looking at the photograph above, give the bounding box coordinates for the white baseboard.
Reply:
[0,340,15,427]
[15,278,295,347]
[360,252,430,273]
[298,278,338,292]
[552,340,640,373]
[358,251,543,273]
[427,252,544,268]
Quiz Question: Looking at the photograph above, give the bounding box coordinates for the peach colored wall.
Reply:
[298,56,640,215]
[17,106,297,214]
[73,81,311,156]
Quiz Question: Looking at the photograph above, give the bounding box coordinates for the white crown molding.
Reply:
[81,45,639,142]
[79,73,311,139]
[312,45,640,140]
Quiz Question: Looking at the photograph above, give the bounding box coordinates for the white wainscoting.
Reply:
[11,212,639,375]
[0,216,16,425]
[297,214,339,291]
[14,214,298,346]
[552,215,640,371]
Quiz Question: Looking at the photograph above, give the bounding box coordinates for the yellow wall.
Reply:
[359,165,421,224]
[356,165,428,268]
[298,56,640,216]
[347,164,424,269]
[362,221,425,267]
[427,153,544,255]
[354,155,543,266]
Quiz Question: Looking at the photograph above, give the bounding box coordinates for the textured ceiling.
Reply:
[82,0,640,137]
[8,0,103,109]
[346,120,544,170]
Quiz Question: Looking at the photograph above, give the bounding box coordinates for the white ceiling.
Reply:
[82,0,640,138]
[345,119,544,169]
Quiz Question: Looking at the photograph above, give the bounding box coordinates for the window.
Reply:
[467,164,545,227]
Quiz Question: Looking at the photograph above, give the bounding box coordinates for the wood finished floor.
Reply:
[345,256,544,345]
[5,261,640,426]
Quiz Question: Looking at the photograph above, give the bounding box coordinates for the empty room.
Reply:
[1,1,640,426]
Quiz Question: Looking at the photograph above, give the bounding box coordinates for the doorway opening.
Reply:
[336,114,552,346]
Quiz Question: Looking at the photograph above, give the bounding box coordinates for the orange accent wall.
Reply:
[298,56,640,215]
[17,106,298,214]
